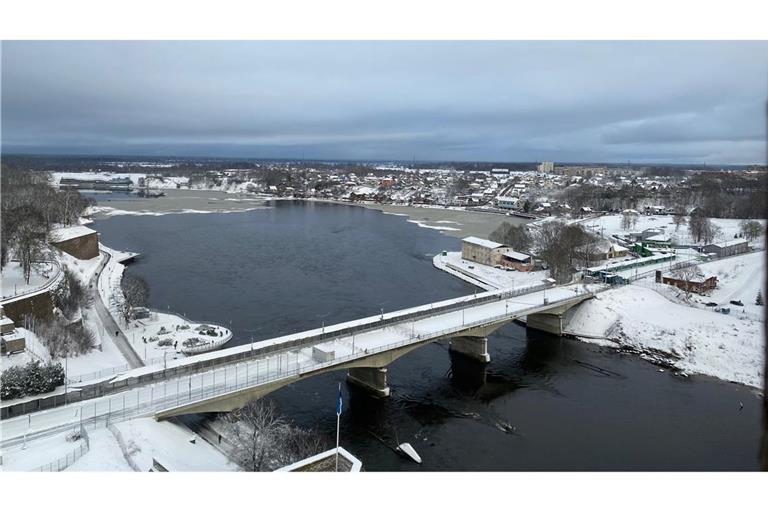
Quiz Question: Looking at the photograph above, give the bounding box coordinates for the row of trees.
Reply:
[490,220,598,282]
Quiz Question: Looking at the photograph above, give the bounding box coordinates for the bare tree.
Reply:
[740,219,762,241]
[532,221,594,282]
[702,222,721,245]
[672,213,687,231]
[225,400,287,471]
[489,222,531,251]
[223,399,328,471]
[688,211,710,243]
[671,264,704,302]
[120,272,149,323]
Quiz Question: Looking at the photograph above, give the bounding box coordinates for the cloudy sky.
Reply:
[2,41,766,163]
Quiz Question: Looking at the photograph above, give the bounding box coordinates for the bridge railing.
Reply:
[0,283,574,421]
[0,289,597,444]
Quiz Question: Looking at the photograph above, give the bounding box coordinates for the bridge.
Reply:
[0,282,601,445]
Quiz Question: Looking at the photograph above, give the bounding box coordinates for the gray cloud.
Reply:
[2,41,767,163]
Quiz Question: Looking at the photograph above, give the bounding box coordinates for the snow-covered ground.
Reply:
[563,284,764,390]
[121,311,232,365]
[0,260,58,300]
[433,249,766,391]
[434,251,548,291]
[576,214,765,248]
[1,418,237,471]
[51,251,130,377]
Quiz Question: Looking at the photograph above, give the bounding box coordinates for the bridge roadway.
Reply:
[0,283,601,446]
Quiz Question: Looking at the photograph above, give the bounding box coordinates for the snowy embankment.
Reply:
[563,285,764,390]
[433,251,765,391]
[54,251,130,375]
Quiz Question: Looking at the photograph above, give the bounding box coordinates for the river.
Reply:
[91,198,762,470]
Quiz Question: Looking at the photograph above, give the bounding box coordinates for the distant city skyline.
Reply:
[2,41,767,164]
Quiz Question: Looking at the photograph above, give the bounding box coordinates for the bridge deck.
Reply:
[1,284,600,445]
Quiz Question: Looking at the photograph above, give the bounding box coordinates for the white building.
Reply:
[537,161,555,173]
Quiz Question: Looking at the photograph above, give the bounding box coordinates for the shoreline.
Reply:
[433,250,764,392]
[87,187,525,240]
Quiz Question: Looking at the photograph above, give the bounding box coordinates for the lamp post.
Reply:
[380,308,384,320]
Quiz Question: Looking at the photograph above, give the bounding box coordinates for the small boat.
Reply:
[397,442,422,464]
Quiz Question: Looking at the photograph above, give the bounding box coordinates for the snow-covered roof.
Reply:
[706,238,748,248]
[645,234,671,242]
[49,225,97,242]
[500,249,531,261]
[462,236,504,249]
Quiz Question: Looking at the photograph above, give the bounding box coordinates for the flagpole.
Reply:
[335,382,341,472]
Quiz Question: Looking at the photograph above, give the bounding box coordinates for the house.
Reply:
[656,270,718,294]
[578,239,629,262]
[702,238,749,258]
[495,196,519,210]
[49,225,99,260]
[0,306,26,355]
[498,248,533,271]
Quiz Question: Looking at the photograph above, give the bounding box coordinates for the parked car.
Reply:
[730,300,743,306]
[705,302,718,307]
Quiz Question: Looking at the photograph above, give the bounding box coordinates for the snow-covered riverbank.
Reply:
[434,250,765,391]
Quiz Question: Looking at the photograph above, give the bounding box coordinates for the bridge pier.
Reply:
[526,313,563,336]
[346,367,390,398]
[449,336,490,363]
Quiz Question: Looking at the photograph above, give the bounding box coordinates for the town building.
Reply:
[656,270,718,294]
[702,238,749,258]
[461,236,533,270]
[495,196,519,209]
[537,161,554,173]
[461,236,505,266]
[498,248,533,271]
[49,225,100,259]
[0,306,26,355]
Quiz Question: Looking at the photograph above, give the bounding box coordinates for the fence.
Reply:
[34,426,90,472]
[0,260,63,301]
[2,284,583,421]
[1,288,597,447]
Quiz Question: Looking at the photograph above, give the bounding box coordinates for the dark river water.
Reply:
[92,200,762,471]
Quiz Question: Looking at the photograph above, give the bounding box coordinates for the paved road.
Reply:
[90,250,143,369]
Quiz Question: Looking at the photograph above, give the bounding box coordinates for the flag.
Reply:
[336,382,343,416]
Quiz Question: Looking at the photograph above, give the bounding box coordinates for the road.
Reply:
[90,250,143,368]
[0,283,598,446]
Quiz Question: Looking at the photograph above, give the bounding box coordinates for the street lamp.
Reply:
[380,308,384,320]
